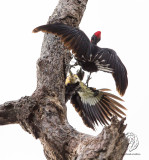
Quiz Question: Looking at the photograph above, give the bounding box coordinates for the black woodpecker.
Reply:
[33,23,128,96]
[65,70,126,130]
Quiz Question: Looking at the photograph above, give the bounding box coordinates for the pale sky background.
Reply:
[0,0,148,159]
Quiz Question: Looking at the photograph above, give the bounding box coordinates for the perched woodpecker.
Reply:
[33,23,128,96]
[65,70,126,130]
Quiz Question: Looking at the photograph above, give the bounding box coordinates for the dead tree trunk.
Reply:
[0,0,128,159]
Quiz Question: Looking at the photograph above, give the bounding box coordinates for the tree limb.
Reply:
[0,0,129,159]
[0,101,18,125]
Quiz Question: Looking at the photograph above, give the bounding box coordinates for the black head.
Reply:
[91,31,101,45]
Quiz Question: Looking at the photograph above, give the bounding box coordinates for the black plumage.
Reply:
[33,23,128,96]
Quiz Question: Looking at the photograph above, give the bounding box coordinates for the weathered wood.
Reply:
[0,0,128,159]
[37,0,88,105]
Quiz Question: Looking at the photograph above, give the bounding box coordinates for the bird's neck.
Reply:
[91,41,97,45]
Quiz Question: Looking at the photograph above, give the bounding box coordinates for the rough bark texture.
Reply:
[0,0,128,160]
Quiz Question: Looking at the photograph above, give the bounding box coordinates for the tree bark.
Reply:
[0,0,128,160]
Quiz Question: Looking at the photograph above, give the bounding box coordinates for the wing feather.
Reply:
[71,93,95,130]
[95,47,128,96]
[33,23,91,59]
[96,103,111,122]
[102,98,123,118]
[70,87,126,130]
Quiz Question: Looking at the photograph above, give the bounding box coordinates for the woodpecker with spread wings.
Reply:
[33,23,128,96]
[65,70,126,130]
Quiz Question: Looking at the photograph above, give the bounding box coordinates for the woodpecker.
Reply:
[65,68,84,102]
[65,70,126,130]
[33,23,128,96]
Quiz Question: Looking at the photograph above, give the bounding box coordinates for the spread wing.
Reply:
[33,23,91,59]
[71,88,126,130]
[94,47,128,96]
[33,23,128,96]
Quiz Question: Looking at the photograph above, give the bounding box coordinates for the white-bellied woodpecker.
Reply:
[33,23,128,96]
